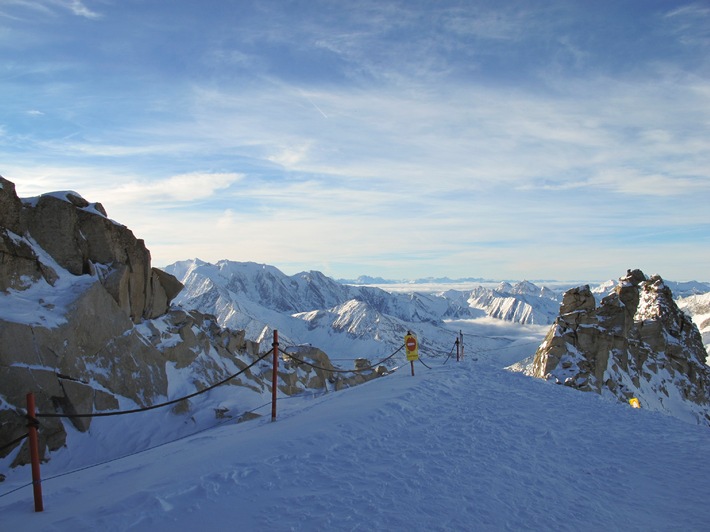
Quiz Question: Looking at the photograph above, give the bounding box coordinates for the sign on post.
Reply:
[404,332,419,361]
[405,331,419,376]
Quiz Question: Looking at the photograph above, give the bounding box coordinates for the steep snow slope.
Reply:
[1,361,708,530]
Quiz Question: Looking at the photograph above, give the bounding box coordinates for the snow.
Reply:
[2,359,709,531]
[0,235,96,328]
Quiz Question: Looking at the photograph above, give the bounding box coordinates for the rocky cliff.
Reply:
[0,177,382,468]
[531,269,710,426]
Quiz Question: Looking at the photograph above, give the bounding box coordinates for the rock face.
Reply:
[0,176,181,321]
[531,269,710,426]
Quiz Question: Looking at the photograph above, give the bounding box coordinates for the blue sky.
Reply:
[1,0,709,281]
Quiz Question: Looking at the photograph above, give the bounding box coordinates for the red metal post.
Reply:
[271,330,279,422]
[26,392,44,512]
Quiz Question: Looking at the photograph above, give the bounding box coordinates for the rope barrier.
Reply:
[20,335,542,422]
[443,340,458,364]
[2,324,544,510]
[35,350,273,419]
[474,339,542,353]
[278,344,404,374]
[418,358,432,370]
[0,480,33,500]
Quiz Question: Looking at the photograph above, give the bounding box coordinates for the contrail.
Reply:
[304,94,328,118]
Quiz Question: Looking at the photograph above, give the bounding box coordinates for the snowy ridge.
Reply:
[467,282,560,324]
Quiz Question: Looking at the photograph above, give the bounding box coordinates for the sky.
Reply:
[1,0,709,282]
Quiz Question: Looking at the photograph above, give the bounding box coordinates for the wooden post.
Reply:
[26,393,44,512]
[271,330,278,422]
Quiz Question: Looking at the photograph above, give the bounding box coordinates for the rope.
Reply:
[279,344,404,374]
[473,339,541,353]
[443,340,457,365]
[0,481,33,499]
[36,350,273,419]
[0,398,276,500]
[418,358,432,370]
[0,432,29,452]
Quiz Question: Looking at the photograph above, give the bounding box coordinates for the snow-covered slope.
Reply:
[467,281,561,324]
[678,292,710,362]
[1,360,708,530]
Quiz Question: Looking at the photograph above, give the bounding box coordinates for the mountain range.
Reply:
[165,259,710,368]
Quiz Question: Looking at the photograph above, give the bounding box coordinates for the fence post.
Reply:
[455,336,460,362]
[26,392,44,512]
[460,330,464,360]
[271,330,278,422]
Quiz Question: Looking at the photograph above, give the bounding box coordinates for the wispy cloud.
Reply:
[664,3,710,47]
[0,0,101,19]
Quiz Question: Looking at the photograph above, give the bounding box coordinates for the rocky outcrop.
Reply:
[532,269,710,426]
[0,175,181,321]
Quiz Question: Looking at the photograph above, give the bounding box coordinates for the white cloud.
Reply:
[64,0,100,19]
[267,143,313,167]
[110,172,244,204]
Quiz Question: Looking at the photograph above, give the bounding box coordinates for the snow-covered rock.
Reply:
[530,269,710,426]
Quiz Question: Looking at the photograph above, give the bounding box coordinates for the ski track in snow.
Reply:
[2,361,709,531]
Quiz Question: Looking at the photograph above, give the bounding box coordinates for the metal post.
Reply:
[460,330,464,360]
[26,392,44,512]
[410,360,415,376]
[455,336,460,362]
[271,330,278,422]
